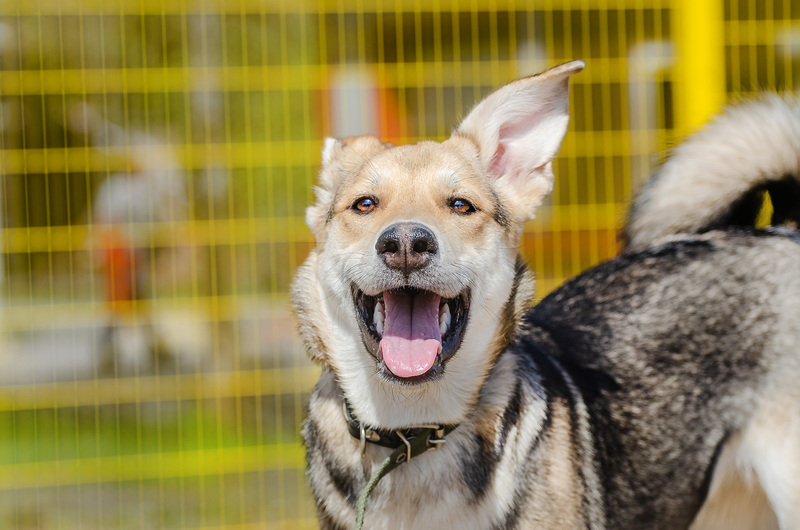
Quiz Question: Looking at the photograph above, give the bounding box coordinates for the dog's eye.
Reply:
[352,196,378,213]
[449,198,476,215]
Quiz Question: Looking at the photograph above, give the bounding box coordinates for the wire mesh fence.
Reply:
[0,0,797,528]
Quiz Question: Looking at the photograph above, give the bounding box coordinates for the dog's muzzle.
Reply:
[352,285,470,386]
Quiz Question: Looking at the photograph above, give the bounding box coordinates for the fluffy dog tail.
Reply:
[623,95,800,252]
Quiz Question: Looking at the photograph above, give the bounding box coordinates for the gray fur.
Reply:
[525,232,800,527]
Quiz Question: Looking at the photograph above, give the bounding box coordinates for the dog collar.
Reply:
[342,399,457,460]
[342,399,458,529]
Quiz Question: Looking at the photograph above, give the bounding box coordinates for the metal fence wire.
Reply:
[0,0,797,528]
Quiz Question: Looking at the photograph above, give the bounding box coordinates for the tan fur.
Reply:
[691,451,779,530]
[692,388,800,529]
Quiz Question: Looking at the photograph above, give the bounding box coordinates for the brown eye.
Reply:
[352,196,378,213]
[449,198,476,215]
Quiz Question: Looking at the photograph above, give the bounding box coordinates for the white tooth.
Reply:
[439,304,451,336]
[374,301,385,335]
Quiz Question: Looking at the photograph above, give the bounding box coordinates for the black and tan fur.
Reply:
[294,61,800,529]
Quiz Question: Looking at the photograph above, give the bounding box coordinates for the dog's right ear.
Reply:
[454,60,584,221]
[306,135,390,238]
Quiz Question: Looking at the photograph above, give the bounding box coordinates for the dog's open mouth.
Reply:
[353,285,470,385]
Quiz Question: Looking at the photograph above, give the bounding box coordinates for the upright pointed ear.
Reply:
[454,60,584,221]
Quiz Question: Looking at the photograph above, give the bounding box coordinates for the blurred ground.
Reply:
[0,301,318,528]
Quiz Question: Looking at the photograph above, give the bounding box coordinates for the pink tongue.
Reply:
[380,290,442,378]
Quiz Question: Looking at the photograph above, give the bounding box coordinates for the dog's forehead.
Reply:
[363,141,481,187]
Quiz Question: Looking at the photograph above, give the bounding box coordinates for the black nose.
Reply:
[375,223,438,274]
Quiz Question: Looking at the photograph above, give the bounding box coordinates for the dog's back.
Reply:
[606,95,800,528]
[524,231,800,528]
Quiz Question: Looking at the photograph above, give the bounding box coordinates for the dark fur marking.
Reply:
[490,189,513,228]
[325,202,336,224]
[326,457,359,507]
[492,256,530,359]
[499,380,523,448]
[459,432,499,501]
[321,175,344,225]
[304,418,361,507]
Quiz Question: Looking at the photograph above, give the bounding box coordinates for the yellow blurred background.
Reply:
[0,0,797,528]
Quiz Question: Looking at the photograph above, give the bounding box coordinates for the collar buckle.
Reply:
[427,426,447,450]
[410,424,447,451]
[395,431,411,463]
[343,399,453,458]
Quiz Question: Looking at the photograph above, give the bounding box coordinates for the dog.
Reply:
[294,60,800,529]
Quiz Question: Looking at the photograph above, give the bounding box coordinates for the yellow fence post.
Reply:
[673,0,726,137]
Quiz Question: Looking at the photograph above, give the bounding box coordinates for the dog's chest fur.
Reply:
[303,353,596,529]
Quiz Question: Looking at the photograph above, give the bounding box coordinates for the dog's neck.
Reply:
[341,396,458,456]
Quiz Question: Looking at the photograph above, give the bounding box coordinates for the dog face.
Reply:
[294,61,584,428]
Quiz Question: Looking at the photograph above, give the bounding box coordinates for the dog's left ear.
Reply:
[454,60,584,220]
